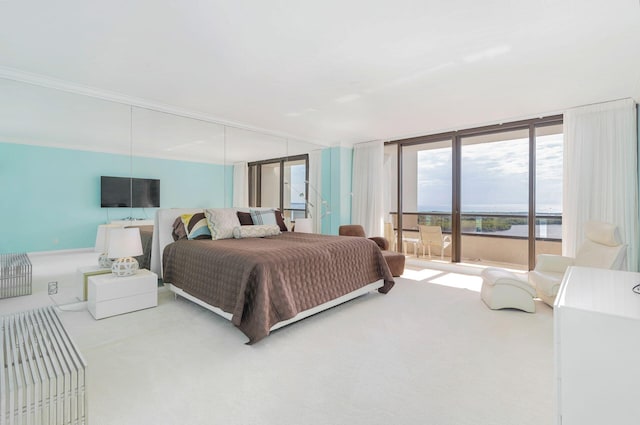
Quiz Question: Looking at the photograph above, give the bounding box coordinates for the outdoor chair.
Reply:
[417,225,452,260]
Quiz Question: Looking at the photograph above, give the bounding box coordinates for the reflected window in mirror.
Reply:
[248,154,309,223]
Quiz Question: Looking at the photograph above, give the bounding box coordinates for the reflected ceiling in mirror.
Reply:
[225,127,287,164]
[0,78,131,154]
[0,78,330,165]
[131,107,225,163]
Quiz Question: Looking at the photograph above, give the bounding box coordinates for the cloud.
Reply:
[412,134,563,212]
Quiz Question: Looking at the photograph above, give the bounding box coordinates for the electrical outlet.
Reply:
[48,281,58,295]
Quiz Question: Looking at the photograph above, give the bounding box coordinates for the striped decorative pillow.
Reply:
[180,213,211,240]
[249,208,278,226]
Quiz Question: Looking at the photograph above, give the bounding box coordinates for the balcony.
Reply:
[390,212,562,271]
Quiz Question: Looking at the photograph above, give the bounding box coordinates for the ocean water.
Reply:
[485,224,562,239]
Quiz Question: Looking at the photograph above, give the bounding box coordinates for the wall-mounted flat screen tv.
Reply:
[101,176,160,208]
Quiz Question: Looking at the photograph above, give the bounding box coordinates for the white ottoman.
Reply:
[481,267,536,313]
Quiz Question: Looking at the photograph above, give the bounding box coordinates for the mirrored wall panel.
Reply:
[0,77,329,253]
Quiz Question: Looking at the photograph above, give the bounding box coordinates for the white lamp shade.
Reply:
[107,228,143,258]
[295,218,313,233]
[94,224,124,252]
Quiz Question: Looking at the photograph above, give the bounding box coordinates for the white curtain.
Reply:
[352,140,384,237]
[232,161,248,208]
[308,150,323,233]
[563,98,638,271]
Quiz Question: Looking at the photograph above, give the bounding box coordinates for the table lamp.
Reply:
[107,228,143,277]
[94,224,124,268]
[294,218,313,233]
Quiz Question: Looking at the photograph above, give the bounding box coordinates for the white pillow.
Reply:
[233,224,281,239]
[204,208,241,240]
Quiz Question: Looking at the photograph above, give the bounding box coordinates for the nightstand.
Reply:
[87,269,158,319]
[76,265,112,301]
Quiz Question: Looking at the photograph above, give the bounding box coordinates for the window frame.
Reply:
[248,154,310,220]
[386,115,563,270]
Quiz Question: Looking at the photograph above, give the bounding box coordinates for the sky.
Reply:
[416,134,563,213]
[289,134,563,214]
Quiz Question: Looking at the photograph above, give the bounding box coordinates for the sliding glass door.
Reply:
[460,128,530,266]
[535,123,563,258]
[389,115,563,270]
[402,140,453,259]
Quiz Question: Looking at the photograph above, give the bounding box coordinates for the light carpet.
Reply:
[1,253,554,425]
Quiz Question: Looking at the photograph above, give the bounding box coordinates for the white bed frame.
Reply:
[167,280,383,332]
[150,208,384,333]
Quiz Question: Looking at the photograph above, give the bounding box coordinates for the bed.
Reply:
[150,208,394,343]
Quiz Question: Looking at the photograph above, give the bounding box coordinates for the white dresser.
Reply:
[88,269,158,319]
[555,266,640,425]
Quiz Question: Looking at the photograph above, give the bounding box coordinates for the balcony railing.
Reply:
[389,212,562,269]
[390,212,562,241]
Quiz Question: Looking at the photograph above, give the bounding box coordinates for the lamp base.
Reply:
[98,252,114,268]
[111,257,139,277]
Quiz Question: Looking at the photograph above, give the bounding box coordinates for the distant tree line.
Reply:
[417,214,562,233]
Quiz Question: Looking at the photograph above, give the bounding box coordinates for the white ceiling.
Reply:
[1,0,639,146]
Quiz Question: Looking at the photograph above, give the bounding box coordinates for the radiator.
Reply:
[0,254,32,299]
[1,306,87,425]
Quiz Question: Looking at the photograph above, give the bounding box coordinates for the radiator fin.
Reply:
[1,306,87,425]
[0,254,32,299]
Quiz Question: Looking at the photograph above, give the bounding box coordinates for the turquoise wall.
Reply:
[321,146,353,234]
[0,142,231,253]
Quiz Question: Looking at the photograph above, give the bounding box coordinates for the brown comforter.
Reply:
[162,232,394,343]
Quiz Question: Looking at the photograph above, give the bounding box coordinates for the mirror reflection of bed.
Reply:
[150,208,395,344]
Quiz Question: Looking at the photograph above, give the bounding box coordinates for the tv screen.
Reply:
[132,178,160,208]
[101,176,160,208]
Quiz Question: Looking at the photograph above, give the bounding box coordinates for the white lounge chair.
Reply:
[529,220,627,307]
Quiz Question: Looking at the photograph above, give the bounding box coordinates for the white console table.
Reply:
[555,266,640,425]
[110,219,154,226]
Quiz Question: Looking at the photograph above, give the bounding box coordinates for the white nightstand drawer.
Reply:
[89,291,157,319]
[88,269,158,319]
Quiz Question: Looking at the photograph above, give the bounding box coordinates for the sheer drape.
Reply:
[563,98,638,271]
[232,161,248,208]
[352,141,384,237]
[308,150,323,233]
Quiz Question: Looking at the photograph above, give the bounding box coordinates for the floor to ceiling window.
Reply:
[248,154,308,225]
[400,140,453,258]
[386,115,563,270]
[460,128,530,266]
[534,123,563,260]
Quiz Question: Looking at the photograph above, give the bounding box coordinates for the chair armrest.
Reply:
[369,236,389,250]
[443,235,452,243]
[534,254,574,273]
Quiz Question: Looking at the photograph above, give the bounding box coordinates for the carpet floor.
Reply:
[1,252,554,425]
